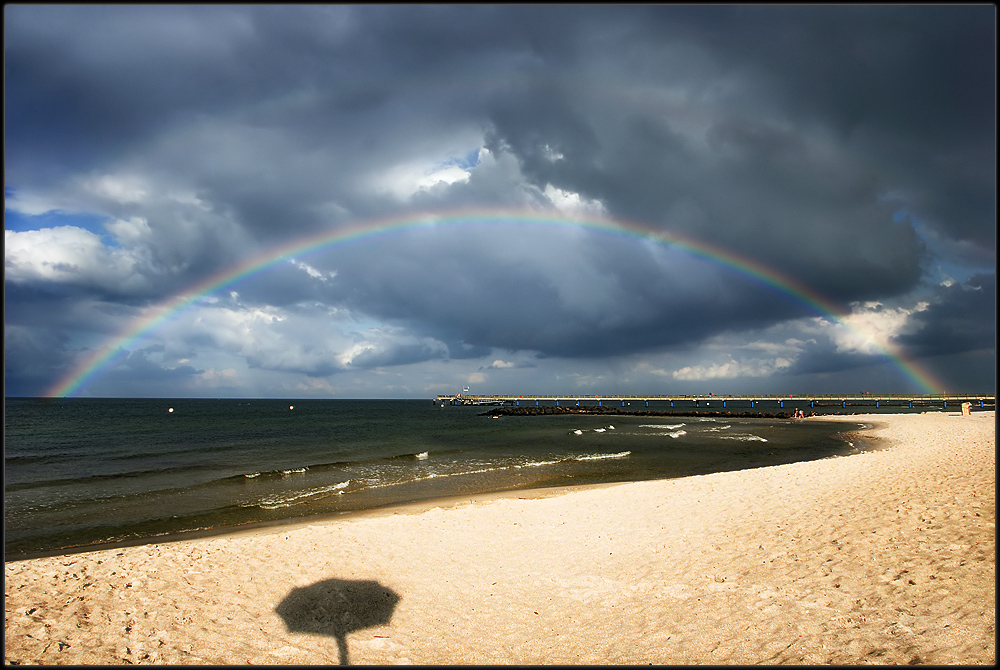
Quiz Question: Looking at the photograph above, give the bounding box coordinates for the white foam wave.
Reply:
[572,429,583,435]
[668,430,687,438]
[517,459,563,468]
[351,451,625,493]
[244,472,261,478]
[254,480,351,509]
[281,467,307,475]
[415,451,429,460]
[718,434,768,442]
[640,423,686,430]
[574,451,631,461]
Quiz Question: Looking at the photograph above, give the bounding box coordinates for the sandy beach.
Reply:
[5,410,994,665]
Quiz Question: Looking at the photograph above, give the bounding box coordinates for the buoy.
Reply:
[289,405,294,410]
[168,408,174,413]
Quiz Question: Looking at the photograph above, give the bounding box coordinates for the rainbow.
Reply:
[46,207,945,397]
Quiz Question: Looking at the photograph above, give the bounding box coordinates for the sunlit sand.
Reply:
[5,411,994,664]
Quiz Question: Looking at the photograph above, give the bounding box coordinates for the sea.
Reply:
[2,397,958,559]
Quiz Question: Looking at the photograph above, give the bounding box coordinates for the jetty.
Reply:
[435,393,995,410]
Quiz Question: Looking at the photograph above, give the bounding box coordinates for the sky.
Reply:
[4,5,996,399]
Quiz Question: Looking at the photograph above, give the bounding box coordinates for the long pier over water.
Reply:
[436,393,995,409]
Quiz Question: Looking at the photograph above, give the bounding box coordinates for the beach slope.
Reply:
[5,411,994,664]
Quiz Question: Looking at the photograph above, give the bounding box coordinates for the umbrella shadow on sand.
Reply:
[275,578,400,665]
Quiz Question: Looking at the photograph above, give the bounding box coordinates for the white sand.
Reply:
[5,411,994,665]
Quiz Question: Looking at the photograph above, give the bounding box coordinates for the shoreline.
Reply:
[5,411,994,664]
[5,415,880,563]
[3,479,634,564]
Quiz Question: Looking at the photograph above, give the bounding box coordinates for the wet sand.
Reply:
[5,411,994,664]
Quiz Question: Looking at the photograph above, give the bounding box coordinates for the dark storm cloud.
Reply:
[782,342,889,380]
[86,347,210,398]
[314,226,817,359]
[482,5,988,297]
[4,5,994,395]
[639,4,996,248]
[4,5,264,179]
[3,325,75,396]
[900,274,997,357]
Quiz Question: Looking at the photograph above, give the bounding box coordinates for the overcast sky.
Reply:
[5,5,995,398]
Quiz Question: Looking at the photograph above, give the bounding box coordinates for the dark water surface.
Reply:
[5,397,889,558]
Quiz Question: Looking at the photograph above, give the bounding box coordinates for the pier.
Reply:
[435,393,995,409]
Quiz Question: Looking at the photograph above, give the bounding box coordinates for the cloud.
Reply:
[289,259,336,282]
[672,356,793,382]
[542,184,606,215]
[898,274,996,358]
[829,301,930,357]
[3,5,993,397]
[4,226,149,295]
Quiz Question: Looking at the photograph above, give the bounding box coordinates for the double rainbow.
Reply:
[46,208,945,397]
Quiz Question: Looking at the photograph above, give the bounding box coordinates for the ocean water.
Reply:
[5,397,888,558]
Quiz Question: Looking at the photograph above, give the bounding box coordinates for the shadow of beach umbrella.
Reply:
[275,578,400,665]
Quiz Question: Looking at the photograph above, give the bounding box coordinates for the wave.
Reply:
[717,434,768,442]
[253,480,351,510]
[246,450,635,508]
[386,450,435,462]
[571,426,617,434]
[11,443,638,517]
[10,454,350,492]
[574,451,631,461]
[236,450,432,482]
[639,423,686,430]
[238,465,310,480]
[5,461,230,492]
[4,440,226,466]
